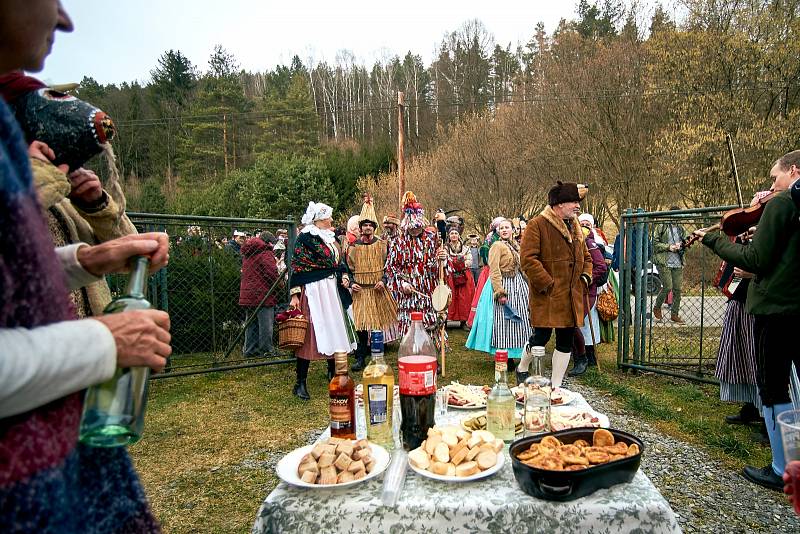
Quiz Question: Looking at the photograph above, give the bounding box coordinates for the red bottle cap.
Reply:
[495,350,508,363]
[411,311,423,321]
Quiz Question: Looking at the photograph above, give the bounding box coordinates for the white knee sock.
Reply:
[517,345,542,373]
[551,349,571,388]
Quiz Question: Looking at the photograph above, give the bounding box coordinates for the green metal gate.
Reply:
[617,205,737,383]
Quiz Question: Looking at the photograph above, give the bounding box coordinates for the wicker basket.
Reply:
[277,316,309,349]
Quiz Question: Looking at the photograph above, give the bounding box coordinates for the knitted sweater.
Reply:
[0,98,160,532]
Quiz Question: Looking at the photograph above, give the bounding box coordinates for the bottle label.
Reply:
[398,355,437,395]
[329,395,352,429]
[495,361,507,373]
[367,384,388,425]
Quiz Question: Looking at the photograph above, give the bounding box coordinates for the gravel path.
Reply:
[567,381,799,533]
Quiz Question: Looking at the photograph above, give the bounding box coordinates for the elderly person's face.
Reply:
[553,201,581,219]
[0,0,73,73]
[314,217,333,230]
[497,221,514,240]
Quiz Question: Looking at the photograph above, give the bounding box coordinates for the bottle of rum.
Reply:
[486,349,515,441]
[329,351,356,439]
[363,330,394,448]
[79,256,153,447]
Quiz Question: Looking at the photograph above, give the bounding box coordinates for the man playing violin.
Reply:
[694,150,800,491]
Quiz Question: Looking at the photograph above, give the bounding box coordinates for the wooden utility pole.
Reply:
[397,91,405,211]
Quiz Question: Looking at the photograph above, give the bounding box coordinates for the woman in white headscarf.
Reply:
[288,202,357,400]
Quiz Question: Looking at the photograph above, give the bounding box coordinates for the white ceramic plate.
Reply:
[549,406,610,430]
[512,386,577,407]
[408,447,505,482]
[276,442,391,489]
[460,411,524,435]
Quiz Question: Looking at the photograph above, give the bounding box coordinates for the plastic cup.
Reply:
[778,410,800,463]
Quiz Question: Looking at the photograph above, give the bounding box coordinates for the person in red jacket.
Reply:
[239,232,279,357]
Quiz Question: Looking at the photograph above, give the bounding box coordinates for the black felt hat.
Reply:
[548,181,581,206]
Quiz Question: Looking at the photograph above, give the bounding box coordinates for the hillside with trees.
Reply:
[77,0,800,229]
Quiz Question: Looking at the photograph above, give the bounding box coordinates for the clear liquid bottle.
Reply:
[486,349,516,441]
[79,256,152,447]
[363,330,394,448]
[523,346,551,435]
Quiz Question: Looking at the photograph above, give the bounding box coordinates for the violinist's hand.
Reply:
[669,243,681,252]
[733,267,753,279]
[693,229,707,239]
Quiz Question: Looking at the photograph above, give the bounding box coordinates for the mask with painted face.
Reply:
[8,81,115,172]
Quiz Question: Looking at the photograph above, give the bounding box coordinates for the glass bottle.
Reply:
[79,256,153,447]
[363,330,394,448]
[486,349,516,441]
[398,311,437,450]
[329,351,356,439]
[523,346,551,435]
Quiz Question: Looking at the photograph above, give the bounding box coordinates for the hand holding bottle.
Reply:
[76,232,170,276]
[92,309,172,372]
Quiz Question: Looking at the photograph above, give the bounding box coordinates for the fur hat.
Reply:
[358,193,378,227]
[548,181,582,206]
[400,191,426,230]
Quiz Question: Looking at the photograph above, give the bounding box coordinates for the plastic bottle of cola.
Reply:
[397,312,437,450]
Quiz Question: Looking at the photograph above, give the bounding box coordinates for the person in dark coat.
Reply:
[696,150,800,491]
[518,181,593,387]
[239,232,279,357]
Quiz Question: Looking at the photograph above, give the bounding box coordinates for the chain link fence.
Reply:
[108,213,297,378]
[616,205,738,383]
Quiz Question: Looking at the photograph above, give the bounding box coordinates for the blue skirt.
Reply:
[465,275,524,359]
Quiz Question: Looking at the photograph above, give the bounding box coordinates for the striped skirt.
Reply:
[491,272,533,351]
[715,299,757,386]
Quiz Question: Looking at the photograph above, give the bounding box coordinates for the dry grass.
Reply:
[131,329,768,533]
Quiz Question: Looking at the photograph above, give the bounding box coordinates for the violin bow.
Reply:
[725,132,744,209]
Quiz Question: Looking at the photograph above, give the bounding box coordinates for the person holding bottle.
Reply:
[0,3,171,531]
[289,201,357,400]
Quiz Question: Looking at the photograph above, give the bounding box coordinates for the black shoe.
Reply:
[586,348,597,367]
[292,381,310,401]
[742,465,783,491]
[351,356,366,373]
[726,404,762,425]
[568,355,588,377]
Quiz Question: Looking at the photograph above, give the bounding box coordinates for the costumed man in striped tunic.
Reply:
[380,213,403,342]
[347,195,397,371]
[385,191,447,341]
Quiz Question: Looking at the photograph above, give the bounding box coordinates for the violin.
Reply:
[681,194,772,250]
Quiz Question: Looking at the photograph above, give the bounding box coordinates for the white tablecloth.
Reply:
[253,392,681,534]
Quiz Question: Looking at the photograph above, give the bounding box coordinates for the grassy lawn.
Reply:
[131,329,770,532]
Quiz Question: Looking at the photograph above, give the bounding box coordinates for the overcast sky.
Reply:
[41,1,589,86]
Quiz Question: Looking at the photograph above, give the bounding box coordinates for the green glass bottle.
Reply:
[79,256,152,447]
